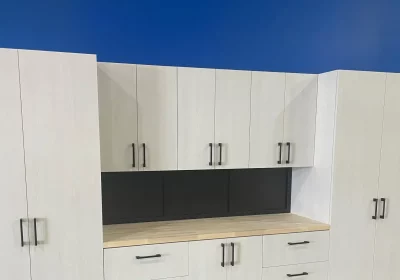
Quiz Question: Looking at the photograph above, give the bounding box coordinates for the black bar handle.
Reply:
[142,143,146,168]
[136,254,161,260]
[286,142,291,164]
[209,143,213,166]
[277,142,283,164]
[288,241,310,246]
[230,242,235,266]
[33,218,38,246]
[221,243,225,267]
[380,198,386,219]
[287,272,309,277]
[218,143,222,166]
[20,219,24,247]
[372,198,378,220]
[132,143,136,168]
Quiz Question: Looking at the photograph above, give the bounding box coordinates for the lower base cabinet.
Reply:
[262,262,328,280]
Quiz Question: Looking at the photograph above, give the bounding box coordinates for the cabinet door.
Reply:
[189,239,227,280]
[329,71,386,280]
[18,50,103,280]
[215,70,251,169]
[373,73,400,280]
[178,67,215,170]
[137,65,178,171]
[227,236,262,280]
[283,73,317,167]
[0,49,31,280]
[249,71,285,168]
[98,62,138,172]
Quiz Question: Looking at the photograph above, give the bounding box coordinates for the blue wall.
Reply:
[1,0,400,73]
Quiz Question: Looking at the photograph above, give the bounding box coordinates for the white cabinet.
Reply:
[17,50,103,280]
[262,262,328,280]
[249,71,285,168]
[98,63,138,172]
[137,65,178,171]
[0,49,31,280]
[177,67,216,170]
[215,70,251,169]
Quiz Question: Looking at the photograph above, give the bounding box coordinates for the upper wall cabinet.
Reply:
[215,70,252,169]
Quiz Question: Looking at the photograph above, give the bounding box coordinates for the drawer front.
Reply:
[262,262,328,280]
[104,242,188,280]
[263,231,329,267]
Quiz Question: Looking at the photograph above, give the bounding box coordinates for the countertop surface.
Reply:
[103,213,330,248]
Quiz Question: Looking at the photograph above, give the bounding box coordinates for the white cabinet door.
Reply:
[215,70,251,169]
[18,50,103,280]
[329,71,386,280]
[178,67,215,170]
[283,73,317,167]
[226,236,262,280]
[0,49,31,280]
[373,73,400,280]
[249,71,285,168]
[189,239,227,280]
[137,65,178,171]
[98,62,138,172]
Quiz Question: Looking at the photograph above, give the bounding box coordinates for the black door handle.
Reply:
[33,218,38,246]
[277,142,282,164]
[20,219,24,247]
[287,272,309,277]
[221,243,225,267]
[380,198,386,219]
[372,198,378,220]
[209,143,213,166]
[286,142,291,164]
[288,241,310,246]
[136,254,161,260]
[218,143,222,166]
[132,143,136,168]
[142,143,146,168]
[230,242,235,266]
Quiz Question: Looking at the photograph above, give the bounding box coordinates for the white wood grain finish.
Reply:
[104,242,188,280]
[373,72,400,280]
[215,69,251,169]
[283,73,317,167]
[178,67,216,170]
[188,239,226,280]
[18,50,103,280]
[329,71,386,280]
[249,71,285,168]
[97,62,138,172]
[227,236,262,280]
[0,49,31,280]
[262,262,328,280]
[137,65,178,171]
[263,231,329,267]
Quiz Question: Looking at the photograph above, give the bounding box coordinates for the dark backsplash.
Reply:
[101,168,291,225]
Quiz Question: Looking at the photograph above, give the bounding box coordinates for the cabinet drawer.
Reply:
[262,262,328,280]
[263,231,329,267]
[104,242,188,280]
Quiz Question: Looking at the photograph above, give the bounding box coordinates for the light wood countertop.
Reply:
[103,214,330,248]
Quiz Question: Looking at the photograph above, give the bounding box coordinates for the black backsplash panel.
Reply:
[101,168,291,225]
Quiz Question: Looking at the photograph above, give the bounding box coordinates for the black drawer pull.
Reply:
[136,254,161,260]
[288,241,310,246]
[277,142,283,164]
[218,143,222,165]
[132,143,136,168]
[221,243,225,267]
[209,143,213,166]
[20,219,24,247]
[372,198,378,219]
[33,218,38,246]
[230,242,235,266]
[286,142,291,164]
[142,143,146,168]
[287,272,309,277]
[380,198,386,219]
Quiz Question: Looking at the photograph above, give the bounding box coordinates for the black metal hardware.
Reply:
[277,142,283,164]
[286,142,291,164]
[221,243,225,267]
[142,143,146,168]
[33,218,38,246]
[373,198,378,220]
[380,198,386,219]
[287,272,309,277]
[209,143,213,166]
[218,143,222,166]
[136,254,161,260]
[20,219,24,247]
[230,242,235,266]
[288,241,310,246]
[132,143,136,168]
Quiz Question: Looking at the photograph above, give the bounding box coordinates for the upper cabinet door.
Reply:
[98,63,138,172]
[215,70,251,169]
[283,73,317,167]
[0,49,31,280]
[178,67,216,170]
[137,65,178,171]
[249,71,285,168]
[18,50,103,280]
